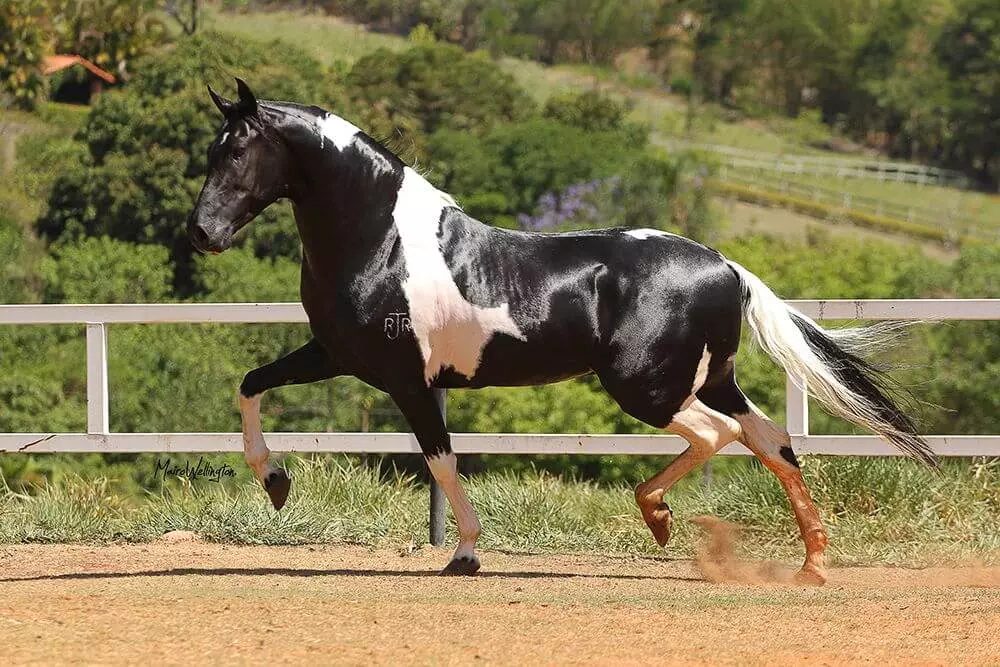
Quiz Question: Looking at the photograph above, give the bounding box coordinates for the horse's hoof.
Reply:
[794,563,827,587]
[439,555,481,577]
[263,469,291,510]
[639,500,673,547]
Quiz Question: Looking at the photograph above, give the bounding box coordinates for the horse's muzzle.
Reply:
[190,221,232,254]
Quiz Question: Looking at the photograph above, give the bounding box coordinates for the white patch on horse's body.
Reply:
[219,131,230,145]
[624,228,671,240]
[317,113,360,150]
[680,345,712,410]
[392,166,525,384]
[426,452,481,562]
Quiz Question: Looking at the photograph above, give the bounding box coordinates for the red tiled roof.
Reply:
[43,55,116,84]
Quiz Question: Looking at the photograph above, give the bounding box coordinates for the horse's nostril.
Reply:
[191,225,210,249]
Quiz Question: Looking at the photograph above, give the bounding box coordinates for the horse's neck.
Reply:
[288,123,405,277]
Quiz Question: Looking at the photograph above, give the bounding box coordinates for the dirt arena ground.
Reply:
[1,538,998,665]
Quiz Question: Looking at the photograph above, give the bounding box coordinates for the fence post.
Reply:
[429,388,447,546]
[86,323,110,435]
[785,372,808,445]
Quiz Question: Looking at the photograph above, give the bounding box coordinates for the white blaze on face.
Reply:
[426,452,481,560]
[393,167,525,384]
[624,228,672,240]
[317,113,360,150]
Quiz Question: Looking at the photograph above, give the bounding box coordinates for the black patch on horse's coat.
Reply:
[697,371,751,416]
[779,446,800,468]
[239,338,337,398]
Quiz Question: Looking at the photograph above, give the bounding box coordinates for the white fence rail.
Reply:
[657,139,972,188]
[1,300,999,457]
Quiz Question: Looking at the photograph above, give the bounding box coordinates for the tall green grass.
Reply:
[2,456,996,566]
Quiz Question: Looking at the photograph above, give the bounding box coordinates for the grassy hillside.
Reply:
[197,6,405,63]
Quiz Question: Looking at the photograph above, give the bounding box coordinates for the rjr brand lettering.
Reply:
[384,312,412,340]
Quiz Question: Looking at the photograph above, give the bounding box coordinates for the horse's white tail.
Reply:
[726,260,934,465]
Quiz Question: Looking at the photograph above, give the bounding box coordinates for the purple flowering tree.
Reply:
[517,177,622,232]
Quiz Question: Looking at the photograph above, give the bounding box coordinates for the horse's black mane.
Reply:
[261,100,326,120]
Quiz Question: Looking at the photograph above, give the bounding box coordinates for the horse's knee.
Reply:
[239,369,264,399]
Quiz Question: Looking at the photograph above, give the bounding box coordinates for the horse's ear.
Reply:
[207,84,234,116]
[235,77,258,115]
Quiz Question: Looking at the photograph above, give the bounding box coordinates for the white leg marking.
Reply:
[426,453,481,561]
[667,398,741,454]
[393,167,525,384]
[733,399,793,462]
[239,393,274,481]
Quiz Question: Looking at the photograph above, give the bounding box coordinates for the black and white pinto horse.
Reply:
[189,80,932,585]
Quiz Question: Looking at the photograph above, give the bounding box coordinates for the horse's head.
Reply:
[189,79,294,253]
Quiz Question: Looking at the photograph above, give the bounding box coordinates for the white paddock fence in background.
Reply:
[1,300,998,458]
[3,299,998,545]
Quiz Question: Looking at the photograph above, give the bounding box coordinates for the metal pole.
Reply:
[429,388,447,546]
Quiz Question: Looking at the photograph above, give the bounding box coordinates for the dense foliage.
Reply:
[0,0,168,109]
[37,32,343,290]
[312,0,1000,187]
[0,0,50,109]
[346,43,534,158]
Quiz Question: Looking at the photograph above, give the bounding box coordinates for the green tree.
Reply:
[40,236,173,303]
[920,244,1000,433]
[651,0,749,107]
[543,90,630,131]
[346,43,533,160]
[0,0,50,110]
[36,31,338,291]
[934,0,1000,186]
[0,213,40,303]
[428,118,644,218]
[48,0,167,79]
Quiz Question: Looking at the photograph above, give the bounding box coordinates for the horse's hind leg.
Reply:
[734,401,828,585]
[239,338,339,509]
[701,374,829,585]
[634,399,742,546]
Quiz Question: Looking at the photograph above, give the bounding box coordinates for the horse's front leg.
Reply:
[392,387,481,576]
[239,338,339,509]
